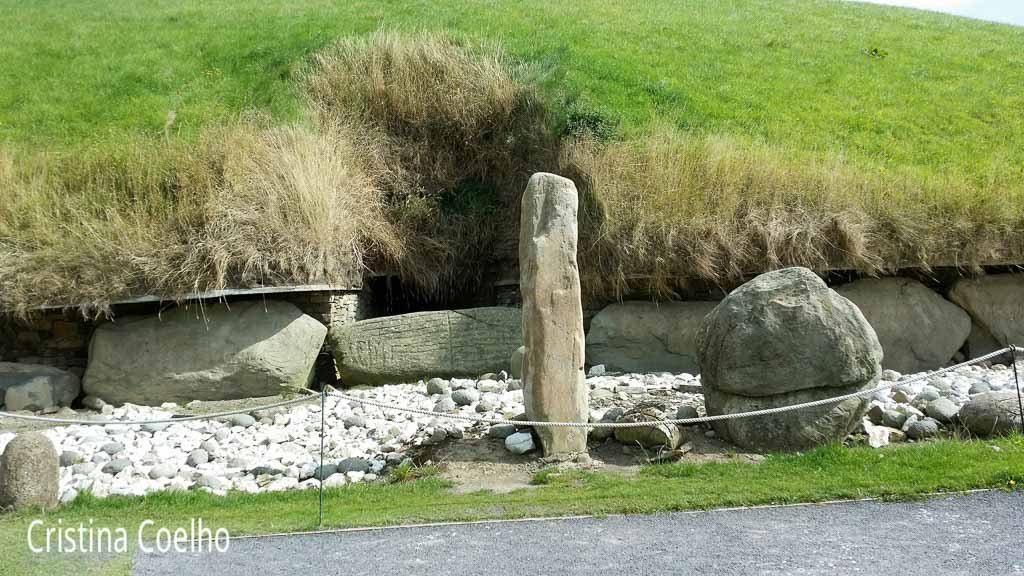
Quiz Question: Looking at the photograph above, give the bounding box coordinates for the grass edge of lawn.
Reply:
[0,436,1022,576]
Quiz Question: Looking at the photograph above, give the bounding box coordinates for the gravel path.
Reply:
[133,490,1024,576]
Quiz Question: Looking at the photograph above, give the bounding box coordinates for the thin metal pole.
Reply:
[1011,346,1024,436]
[318,386,326,528]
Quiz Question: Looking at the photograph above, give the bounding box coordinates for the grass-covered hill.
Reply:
[1,0,1023,314]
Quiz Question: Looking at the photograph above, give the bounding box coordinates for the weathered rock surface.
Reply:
[697,267,882,451]
[836,278,970,373]
[331,308,522,386]
[906,417,940,440]
[84,301,326,405]
[520,173,589,455]
[703,386,869,451]
[925,397,960,424]
[613,403,682,449]
[586,301,718,374]
[0,362,80,411]
[0,432,59,510]
[505,431,536,455]
[950,274,1024,350]
[510,346,526,380]
[959,391,1023,437]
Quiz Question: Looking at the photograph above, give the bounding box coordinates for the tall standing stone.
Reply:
[520,173,588,455]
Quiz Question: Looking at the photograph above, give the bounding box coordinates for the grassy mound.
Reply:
[569,127,1024,299]
[1,1,1023,312]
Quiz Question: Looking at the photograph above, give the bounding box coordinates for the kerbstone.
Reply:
[836,278,970,373]
[586,302,717,374]
[0,363,80,412]
[331,308,522,386]
[950,274,1024,349]
[84,301,326,405]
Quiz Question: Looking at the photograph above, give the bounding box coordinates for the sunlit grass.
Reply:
[1,436,1021,575]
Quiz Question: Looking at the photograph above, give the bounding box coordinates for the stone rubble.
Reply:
[0,362,1019,503]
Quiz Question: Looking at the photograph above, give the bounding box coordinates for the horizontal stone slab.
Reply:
[331,307,522,386]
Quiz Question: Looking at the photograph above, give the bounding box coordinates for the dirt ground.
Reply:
[418,426,765,494]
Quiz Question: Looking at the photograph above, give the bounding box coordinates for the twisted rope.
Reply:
[328,346,1017,429]
[0,391,320,426]
[0,347,1015,429]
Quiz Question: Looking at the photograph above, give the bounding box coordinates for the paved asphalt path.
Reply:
[133,490,1023,575]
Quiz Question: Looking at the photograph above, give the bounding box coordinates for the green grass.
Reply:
[3,0,1024,309]
[1,437,1021,576]
[2,0,1023,183]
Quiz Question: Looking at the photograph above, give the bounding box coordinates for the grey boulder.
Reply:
[836,278,970,373]
[925,397,960,424]
[959,391,1023,437]
[433,397,456,413]
[906,418,940,440]
[0,362,80,411]
[337,458,371,474]
[488,423,518,439]
[0,432,59,511]
[882,409,909,429]
[697,267,882,451]
[585,301,717,374]
[613,404,682,449]
[451,388,480,406]
[102,458,131,475]
[425,378,450,395]
[950,274,1024,350]
[84,301,326,405]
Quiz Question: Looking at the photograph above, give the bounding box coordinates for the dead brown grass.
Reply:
[2,32,1023,315]
[565,125,1024,300]
[0,124,399,316]
[303,31,554,298]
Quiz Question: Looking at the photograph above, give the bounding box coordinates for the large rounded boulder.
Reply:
[959,391,1023,437]
[697,267,883,451]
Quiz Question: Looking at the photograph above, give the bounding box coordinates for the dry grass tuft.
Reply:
[0,125,399,316]
[3,32,1023,315]
[208,124,401,288]
[565,125,1024,300]
[303,31,554,298]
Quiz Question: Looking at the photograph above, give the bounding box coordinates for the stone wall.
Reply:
[583,272,1024,375]
[0,310,91,373]
[0,289,369,382]
[287,290,371,326]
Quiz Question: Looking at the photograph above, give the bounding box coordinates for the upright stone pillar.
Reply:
[519,173,589,455]
[0,432,59,511]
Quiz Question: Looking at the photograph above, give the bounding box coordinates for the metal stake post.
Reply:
[318,386,326,528]
[1011,346,1024,436]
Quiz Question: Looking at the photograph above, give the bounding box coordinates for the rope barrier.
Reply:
[0,391,320,426]
[0,346,1017,429]
[327,346,1019,429]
